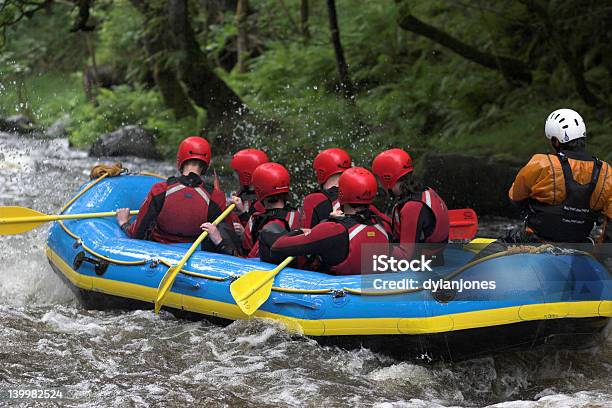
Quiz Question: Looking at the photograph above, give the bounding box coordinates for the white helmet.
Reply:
[545,108,586,143]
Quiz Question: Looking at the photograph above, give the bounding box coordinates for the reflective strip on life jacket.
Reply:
[424,190,432,208]
[165,184,186,197]
[194,187,210,205]
[373,223,388,239]
[288,210,296,229]
[348,224,367,240]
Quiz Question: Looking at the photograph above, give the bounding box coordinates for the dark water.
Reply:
[1,133,611,407]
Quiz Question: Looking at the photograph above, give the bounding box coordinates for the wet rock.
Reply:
[420,153,523,217]
[0,114,34,133]
[89,125,161,159]
[45,115,70,138]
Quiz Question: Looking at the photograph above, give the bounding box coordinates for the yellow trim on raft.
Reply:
[46,247,612,336]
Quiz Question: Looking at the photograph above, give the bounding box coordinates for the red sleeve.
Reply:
[392,201,425,260]
[210,187,234,226]
[272,222,346,256]
[369,204,393,235]
[301,193,328,228]
[126,182,166,239]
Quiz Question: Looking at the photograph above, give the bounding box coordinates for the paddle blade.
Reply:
[463,238,497,253]
[0,206,46,235]
[155,266,180,314]
[230,270,276,316]
[448,208,478,240]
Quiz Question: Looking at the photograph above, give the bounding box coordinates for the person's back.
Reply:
[116,136,227,244]
[509,109,612,243]
[372,148,449,264]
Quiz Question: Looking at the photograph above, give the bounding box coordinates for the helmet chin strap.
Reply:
[551,138,561,152]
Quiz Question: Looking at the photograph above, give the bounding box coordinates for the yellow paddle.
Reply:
[230,256,294,316]
[154,204,236,314]
[464,237,497,253]
[0,206,138,235]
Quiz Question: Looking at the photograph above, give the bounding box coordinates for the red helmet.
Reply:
[230,149,269,186]
[251,162,290,200]
[177,136,211,170]
[338,167,377,205]
[313,148,352,184]
[371,148,414,190]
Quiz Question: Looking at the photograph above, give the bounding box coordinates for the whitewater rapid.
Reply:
[0,133,610,407]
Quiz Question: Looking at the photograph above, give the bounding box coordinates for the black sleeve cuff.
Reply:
[120,222,132,235]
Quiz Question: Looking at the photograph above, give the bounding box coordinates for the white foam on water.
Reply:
[41,310,106,334]
[233,326,280,347]
[487,390,612,407]
[368,362,433,383]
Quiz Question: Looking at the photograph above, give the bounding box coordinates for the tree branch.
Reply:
[396,0,532,84]
[69,0,95,32]
[522,0,605,108]
[326,0,355,101]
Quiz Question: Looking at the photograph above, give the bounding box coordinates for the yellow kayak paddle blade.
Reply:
[0,206,46,235]
[155,265,180,314]
[230,269,276,316]
[464,237,497,253]
[230,256,294,316]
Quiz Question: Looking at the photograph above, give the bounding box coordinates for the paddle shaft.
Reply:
[236,256,294,302]
[154,203,236,313]
[175,204,237,267]
[0,210,138,224]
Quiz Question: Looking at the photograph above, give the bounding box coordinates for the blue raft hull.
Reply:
[46,174,612,359]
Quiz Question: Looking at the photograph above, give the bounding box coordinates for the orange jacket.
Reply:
[509,153,612,219]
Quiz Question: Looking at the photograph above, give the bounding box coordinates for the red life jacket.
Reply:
[152,180,216,243]
[329,216,389,276]
[392,188,449,244]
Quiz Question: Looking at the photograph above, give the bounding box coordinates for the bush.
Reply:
[69,85,204,158]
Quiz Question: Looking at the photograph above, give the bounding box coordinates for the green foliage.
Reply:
[94,0,147,81]
[68,85,203,158]
[2,0,611,177]
[0,72,84,126]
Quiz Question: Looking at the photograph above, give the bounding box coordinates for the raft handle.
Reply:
[331,289,346,298]
[73,251,110,276]
[272,296,319,310]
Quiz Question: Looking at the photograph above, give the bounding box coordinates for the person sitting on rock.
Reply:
[372,148,449,265]
[202,162,301,261]
[116,136,237,254]
[271,167,389,275]
[508,109,612,243]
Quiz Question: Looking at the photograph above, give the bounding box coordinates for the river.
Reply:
[0,133,610,407]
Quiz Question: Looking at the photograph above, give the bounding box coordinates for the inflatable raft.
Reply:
[46,173,612,360]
